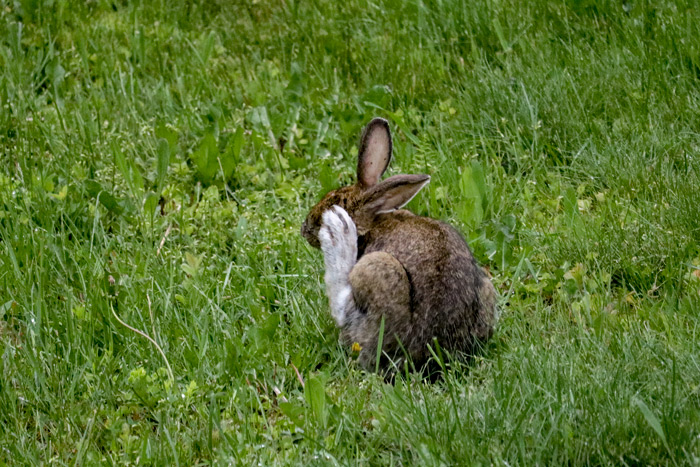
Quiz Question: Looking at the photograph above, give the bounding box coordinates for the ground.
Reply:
[1,0,699,464]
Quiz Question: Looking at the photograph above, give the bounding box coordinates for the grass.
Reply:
[1,0,700,464]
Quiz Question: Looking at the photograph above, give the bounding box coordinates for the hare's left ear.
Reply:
[357,118,392,188]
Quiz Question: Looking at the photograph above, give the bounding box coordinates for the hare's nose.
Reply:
[301,221,314,240]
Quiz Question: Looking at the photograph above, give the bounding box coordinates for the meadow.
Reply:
[1,0,700,464]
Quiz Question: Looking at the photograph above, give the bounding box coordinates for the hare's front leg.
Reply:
[319,206,358,327]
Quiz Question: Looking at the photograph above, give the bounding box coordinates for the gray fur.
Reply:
[302,117,498,372]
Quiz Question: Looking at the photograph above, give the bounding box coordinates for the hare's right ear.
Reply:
[357,118,392,188]
[360,174,430,216]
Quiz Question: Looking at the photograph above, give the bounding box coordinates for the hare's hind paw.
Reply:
[320,206,358,275]
[319,206,358,326]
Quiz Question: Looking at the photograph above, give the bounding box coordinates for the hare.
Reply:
[301,118,498,372]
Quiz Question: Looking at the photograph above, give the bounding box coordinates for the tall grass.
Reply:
[1,0,699,464]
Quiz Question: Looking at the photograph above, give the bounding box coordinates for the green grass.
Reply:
[1,0,700,464]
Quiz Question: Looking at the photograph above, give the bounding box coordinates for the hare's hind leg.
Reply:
[345,252,412,370]
[319,206,412,370]
[319,206,359,327]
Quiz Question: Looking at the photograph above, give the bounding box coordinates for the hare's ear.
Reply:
[361,174,430,216]
[357,118,392,188]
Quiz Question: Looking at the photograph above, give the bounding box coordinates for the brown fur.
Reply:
[301,118,498,371]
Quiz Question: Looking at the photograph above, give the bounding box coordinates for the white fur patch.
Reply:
[331,285,352,326]
[319,206,357,327]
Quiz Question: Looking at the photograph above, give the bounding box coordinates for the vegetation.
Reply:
[1,0,699,464]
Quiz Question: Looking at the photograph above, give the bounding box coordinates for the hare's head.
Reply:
[301,118,430,248]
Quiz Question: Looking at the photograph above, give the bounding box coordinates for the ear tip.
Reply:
[367,117,390,131]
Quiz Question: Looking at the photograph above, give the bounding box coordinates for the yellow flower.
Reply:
[351,342,362,353]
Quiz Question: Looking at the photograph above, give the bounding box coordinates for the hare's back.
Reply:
[362,211,485,301]
[362,210,494,356]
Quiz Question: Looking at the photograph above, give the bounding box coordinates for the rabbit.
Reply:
[301,117,498,372]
